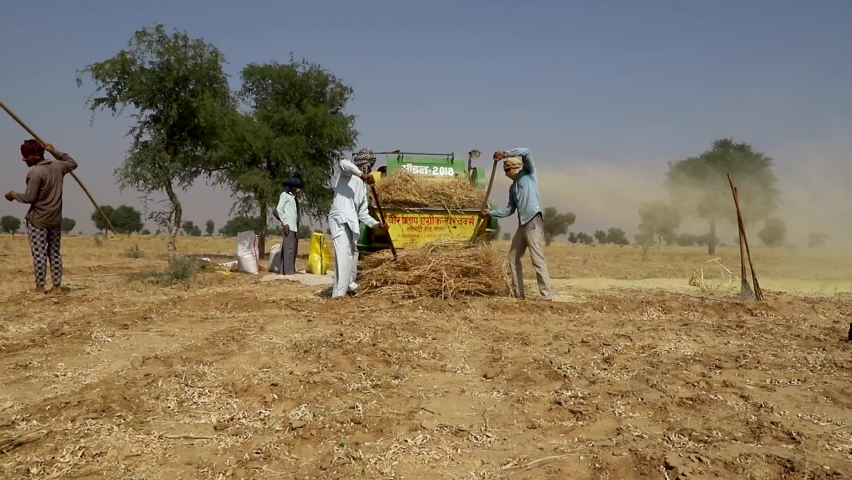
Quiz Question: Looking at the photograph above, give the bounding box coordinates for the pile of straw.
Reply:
[357,240,511,299]
[371,171,485,210]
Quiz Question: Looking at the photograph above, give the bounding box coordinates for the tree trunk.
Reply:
[164,182,182,267]
[707,217,717,255]
[258,199,268,259]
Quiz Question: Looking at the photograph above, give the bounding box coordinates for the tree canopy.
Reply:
[637,201,681,245]
[758,218,787,247]
[92,205,143,234]
[205,220,215,236]
[213,57,358,254]
[60,218,77,234]
[666,138,778,254]
[219,216,259,237]
[541,207,576,246]
[77,24,235,265]
[1,216,21,235]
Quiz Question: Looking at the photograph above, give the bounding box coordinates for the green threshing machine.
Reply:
[357,150,499,254]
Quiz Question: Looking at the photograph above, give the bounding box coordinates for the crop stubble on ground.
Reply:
[1,235,851,479]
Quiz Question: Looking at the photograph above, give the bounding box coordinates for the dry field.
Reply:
[1,233,851,479]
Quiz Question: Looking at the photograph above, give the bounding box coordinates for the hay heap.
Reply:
[370,171,485,210]
[358,240,511,299]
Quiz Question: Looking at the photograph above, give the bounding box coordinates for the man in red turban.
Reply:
[5,140,79,294]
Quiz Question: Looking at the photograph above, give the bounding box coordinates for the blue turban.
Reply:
[284,177,302,192]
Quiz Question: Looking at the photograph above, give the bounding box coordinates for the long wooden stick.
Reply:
[0,99,116,235]
[470,159,498,243]
[727,174,763,300]
[369,183,397,260]
[736,187,763,300]
[727,175,753,298]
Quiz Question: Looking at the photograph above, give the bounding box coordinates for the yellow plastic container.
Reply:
[308,232,331,275]
[382,208,480,248]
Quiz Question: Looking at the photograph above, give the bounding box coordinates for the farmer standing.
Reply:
[480,148,552,301]
[4,140,78,294]
[275,176,302,275]
[327,148,386,298]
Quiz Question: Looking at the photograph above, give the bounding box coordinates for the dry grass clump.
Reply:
[371,171,485,210]
[357,240,511,299]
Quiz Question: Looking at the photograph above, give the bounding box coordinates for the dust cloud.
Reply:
[488,146,852,249]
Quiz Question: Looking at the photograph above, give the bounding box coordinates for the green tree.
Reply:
[637,201,681,245]
[190,224,202,236]
[219,216,258,237]
[205,220,215,236]
[1,216,21,235]
[214,57,357,255]
[576,232,594,245]
[91,205,116,233]
[675,233,698,246]
[594,230,607,244]
[758,217,786,247]
[298,225,312,238]
[666,138,779,255]
[181,220,196,236]
[77,24,235,266]
[606,227,629,246]
[141,229,151,235]
[541,207,576,246]
[60,218,76,234]
[111,205,144,234]
[808,232,828,248]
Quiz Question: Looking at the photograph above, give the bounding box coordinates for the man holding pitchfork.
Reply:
[479,148,552,301]
[5,140,78,294]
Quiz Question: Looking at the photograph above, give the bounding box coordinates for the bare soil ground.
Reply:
[1,234,851,479]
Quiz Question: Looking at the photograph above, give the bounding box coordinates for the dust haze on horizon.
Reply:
[482,139,852,250]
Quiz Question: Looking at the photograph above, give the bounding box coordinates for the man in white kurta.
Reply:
[328,148,385,298]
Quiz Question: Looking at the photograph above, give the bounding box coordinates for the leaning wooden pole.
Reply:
[0,99,117,235]
[470,158,498,243]
[727,173,763,300]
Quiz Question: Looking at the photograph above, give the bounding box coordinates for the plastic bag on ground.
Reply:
[308,232,331,275]
[236,231,259,275]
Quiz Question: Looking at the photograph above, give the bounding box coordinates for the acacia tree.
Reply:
[76,24,234,265]
[1,216,21,235]
[215,57,357,255]
[91,205,116,233]
[542,207,576,246]
[637,201,681,245]
[666,138,778,255]
[758,218,786,247]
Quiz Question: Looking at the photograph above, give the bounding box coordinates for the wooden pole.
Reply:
[727,175,754,298]
[470,158,498,243]
[726,173,763,300]
[0,99,117,235]
[370,184,397,260]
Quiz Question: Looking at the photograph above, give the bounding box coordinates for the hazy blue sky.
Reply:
[1,0,851,240]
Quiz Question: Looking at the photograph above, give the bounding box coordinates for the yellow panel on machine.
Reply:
[382,208,480,248]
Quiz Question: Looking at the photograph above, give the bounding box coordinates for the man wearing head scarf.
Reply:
[480,148,552,301]
[327,148,387,298]
[275,176,302,275]
[5,140,79,294]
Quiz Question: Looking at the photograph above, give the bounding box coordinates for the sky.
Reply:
[1,0,851,244]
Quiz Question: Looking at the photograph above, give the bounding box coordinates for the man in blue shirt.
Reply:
[480,148,552,301]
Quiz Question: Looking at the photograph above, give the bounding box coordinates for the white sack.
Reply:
[267,243,282,273]
[236,231,259,275]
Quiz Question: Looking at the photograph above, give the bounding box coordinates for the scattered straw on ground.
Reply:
[371,171,485,210]
[357,240,511,299]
